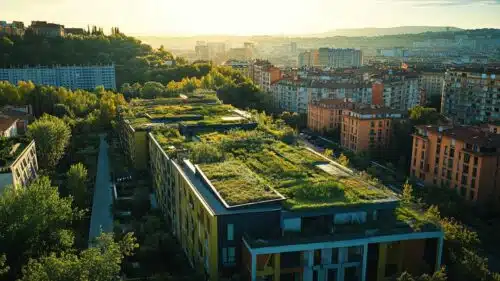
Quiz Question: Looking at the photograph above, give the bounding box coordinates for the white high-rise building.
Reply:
[0,65,116,90]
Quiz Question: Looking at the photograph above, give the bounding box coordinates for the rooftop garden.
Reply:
[122,93,252,130]
[0,136,29,169]
[198,160,282,206]
[187,129,395,209]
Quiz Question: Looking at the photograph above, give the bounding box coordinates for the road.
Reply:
[88,134,114,246]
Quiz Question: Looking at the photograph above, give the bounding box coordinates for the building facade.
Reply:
[441,70,500,124]
[250,60,281,93]
[29,21,65,37]
[298,50,319,67]
[0,21,25,36]
[308,99,357,133]
[341,108,404,153]
[0,65,117,90]
[411,125,500,203]
[317,48,363,68]
[372,74,423,111]
[0,140,38,190]
[421,72,444,103]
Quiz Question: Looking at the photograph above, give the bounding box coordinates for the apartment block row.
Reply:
[119,93,443,281]
[0,65,117,90]
[272,73,424,114]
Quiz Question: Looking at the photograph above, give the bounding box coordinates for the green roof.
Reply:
[0,136,30,170]
[122,93,252,130]
[198,160,283,206]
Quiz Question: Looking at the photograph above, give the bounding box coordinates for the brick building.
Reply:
[308,99,357,133]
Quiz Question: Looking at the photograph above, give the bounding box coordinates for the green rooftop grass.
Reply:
[198,160,282,206]
[191,130,394,209]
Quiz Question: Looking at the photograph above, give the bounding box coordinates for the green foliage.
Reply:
[409,106,444,125]
[18,232,138,281]
[402,181,414,205]
[337,153,349,167]
[189,142,226,164]
[27,114,71,169]
[0,254,8,276]
[397,267,447,281]
[66,163,88,209]
[323,149,333,158]
[0,177,78,279]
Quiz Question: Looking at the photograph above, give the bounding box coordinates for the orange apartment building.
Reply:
[341,107,404,153]
[307,99,357,133]
[411,125,500,203]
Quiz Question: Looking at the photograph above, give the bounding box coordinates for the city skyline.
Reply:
[4,0,500,36]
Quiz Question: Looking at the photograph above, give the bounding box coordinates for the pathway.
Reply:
[88,134,114,246]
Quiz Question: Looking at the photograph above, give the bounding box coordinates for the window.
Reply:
[471,178,476,188]
[464,153,470,163]
[461,175,468,185]
[474,156,479,165]
[222,247,236,266]
[450,148,455,158]
[227,224,234,241]
[371,121,375,127]
[444,146,448,155]
[421,151,425,159]
[472,167,477,177]
[463,164,469,174]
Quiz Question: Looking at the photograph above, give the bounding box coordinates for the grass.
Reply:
[199,160,282,206]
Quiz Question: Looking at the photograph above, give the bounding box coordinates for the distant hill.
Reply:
[313,26,463,37]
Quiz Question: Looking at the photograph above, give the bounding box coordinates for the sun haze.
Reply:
[3,0,500,35]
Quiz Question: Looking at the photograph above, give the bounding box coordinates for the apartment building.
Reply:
[372,73,424,111]
[411,125,500,203]
[29,21,65,37]
[298,50,319,67]
[309,81,373,105]
[0,21,25,36]
[271,78,310,113]
[441,69,500,124]
[250,60,281,93]
[308,99,357,133]
[317,48,363,68]
[0,65,117,90]
[420,71,444,103]
[0,139,38,191]
[341,107,404,153]
[125,94,444,281]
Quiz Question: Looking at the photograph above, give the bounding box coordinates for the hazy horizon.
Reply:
[4,0,500,36]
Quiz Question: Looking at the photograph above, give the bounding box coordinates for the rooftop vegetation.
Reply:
[0,136,29,169]
[198,160,282,206]
[191,129,395,209]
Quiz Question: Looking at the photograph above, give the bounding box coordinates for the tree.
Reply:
[323,149,333,158]
[397,268,447,281]
[66,163,88,209]
[0,177,77,279]
[27,114,71,169]
[141,81,165,98]
[0,254,8,276]
[337,153,349,167]
[18,232,138,281]
[402,181,414,205]
[99,91,126,126]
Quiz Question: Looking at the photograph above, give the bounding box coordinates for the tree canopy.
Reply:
[27,114,71,169]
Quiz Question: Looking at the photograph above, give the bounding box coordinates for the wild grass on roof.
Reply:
[199,160,281,206]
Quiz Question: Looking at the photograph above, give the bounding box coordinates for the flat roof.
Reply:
[0,137,31,170]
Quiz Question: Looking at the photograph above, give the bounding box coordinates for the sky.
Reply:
[3,0,500,36]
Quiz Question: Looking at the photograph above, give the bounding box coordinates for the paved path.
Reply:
[88,134,113,246]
